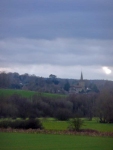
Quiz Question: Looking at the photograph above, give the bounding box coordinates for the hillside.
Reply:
[0,89,65,99]
[0,72,113,94]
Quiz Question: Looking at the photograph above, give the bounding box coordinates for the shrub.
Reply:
[0,119,43,129]
[0,120,11,128]
[24,119,43,129]
[68,118,84,131]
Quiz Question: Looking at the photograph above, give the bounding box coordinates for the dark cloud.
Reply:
[0,0,113,80]
[1,0,113,15]
[0,38,113,67]
[0,0,113,39]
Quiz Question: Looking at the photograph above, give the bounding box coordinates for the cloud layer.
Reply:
[0,38,113,66]
[0,0,113,80]
[1,0,113,39]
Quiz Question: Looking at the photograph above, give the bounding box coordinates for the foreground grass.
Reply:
[0,132,113,150]
[41,118,113,132]
[0,89,65,99]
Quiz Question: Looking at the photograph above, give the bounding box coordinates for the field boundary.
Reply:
[0,128,113,137]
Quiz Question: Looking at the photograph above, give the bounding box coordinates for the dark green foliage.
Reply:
[0,120,11,128]
[0,119,43,129]
[89,83,99,93]
[68,118,84,131]
[0,88,113,123]
[52,79,59,85]
[95,90,113,123]
[0,72,10,88]
[64,81,70,91]
[55,108,71,121]
[0,72,106,93]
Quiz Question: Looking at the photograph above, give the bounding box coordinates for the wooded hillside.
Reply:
[0,72,112,94]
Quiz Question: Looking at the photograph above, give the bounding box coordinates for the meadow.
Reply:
[0,89,65,99]
[0,89,113,149]
[41,118,113,132]
[0,132,113,150]
[1,118,113,132]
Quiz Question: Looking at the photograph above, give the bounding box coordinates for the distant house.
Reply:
[69,72,85,94]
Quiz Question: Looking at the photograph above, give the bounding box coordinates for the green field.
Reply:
[0,118,113,132]
[41,118,113,132]
[0,132,113,150]
[0,89,65,99]
[0,88,113,150]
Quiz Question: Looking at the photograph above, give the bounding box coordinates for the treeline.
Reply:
[0,89,113,123]
[0,72,70,93]
[0,72,103,94]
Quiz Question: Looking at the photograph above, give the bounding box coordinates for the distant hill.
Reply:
[0,72,113,94]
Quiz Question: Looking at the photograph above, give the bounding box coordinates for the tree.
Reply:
[0,72,10,88]
[95,89,113,123]
[49,74,56,78]
[64,81,70,91]
[55,108,71,121]
[89,83,99,93]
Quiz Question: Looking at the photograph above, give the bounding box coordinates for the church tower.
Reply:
[69,71,86,94]
[80,71,83,81]
[79,72,85,90]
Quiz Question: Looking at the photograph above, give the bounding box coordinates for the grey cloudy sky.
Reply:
[0,0,113,80]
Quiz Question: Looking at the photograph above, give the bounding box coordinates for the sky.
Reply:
[0,0,113,80]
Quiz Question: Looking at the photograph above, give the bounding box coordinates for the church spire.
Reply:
[80,71,83,81]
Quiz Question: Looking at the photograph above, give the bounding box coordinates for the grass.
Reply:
[41,118,113,132]
[41,118,68,130]
[43,120,68,130]
[83,119,113,132]
[0,118,113,149]
[0,89,65,99]
[0,132,113,150]
[0,118,113,132]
